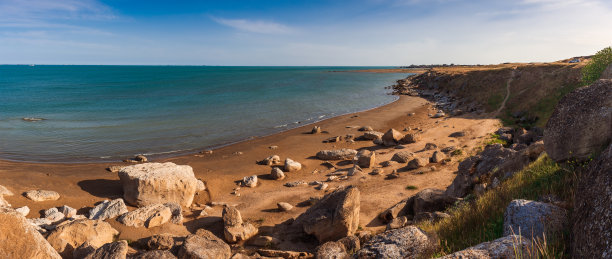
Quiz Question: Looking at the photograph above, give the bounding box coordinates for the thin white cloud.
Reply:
[0,0,115,26]
[211,17,294,34]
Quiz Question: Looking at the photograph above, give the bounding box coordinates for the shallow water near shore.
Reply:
[0,65,409,162]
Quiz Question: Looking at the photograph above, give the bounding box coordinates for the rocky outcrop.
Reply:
[46,219,118,258]
[118,204,172,228]
[284,158,302,172]
[355,150,375,168]
[572,143,612,258]
[293,186,360,243]
[24,190,60,202]
[0,207,62,259]
[441,235,530,258]
[83,240,128,259]
[119,162,199,207]
[222,206,258,243]
[379,188,458,223]
[544,79,612,162]
[382,129,403,146]
[316,149,358,160]
[88,198,128,220]
[356,226,436,259]
[445,144,529,198]
[503,199,567,239]
[178,229,232,259]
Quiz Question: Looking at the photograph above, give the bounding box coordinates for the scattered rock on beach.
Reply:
[311,126,322,134]
[316,241,348,259]
[270,167,285,180]
[15,206,30,217]
[382,129,404,146]
[401,133,421,144]
[406,157,428,170]
[381,161,398,167]
[46,219,118,258]
[106,165,125,173]
[355,150,376,168]
[391,151,415,163]
[222,206,258,243]
[293,186,360,242]
[24,190,60,202]
[179,229,231,259]
[118,204,172,228]
[119,162,199,207]
[362,131,384,140]
[284,158,302,172]
[0,207,62,259]
[424,143,437,150]
[316,149,358,160]
[359,126,374,131]
[135,155,148,162]
[242,175,258,188]
[277,202,294,212]
[285,181,307,187]
[88,198,128,221]
[258,155,281,166]
[257,249,313,259]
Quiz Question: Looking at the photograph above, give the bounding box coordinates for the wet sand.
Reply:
[0,95,500,249]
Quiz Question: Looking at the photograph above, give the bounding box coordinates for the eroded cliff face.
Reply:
[394,62,584,127]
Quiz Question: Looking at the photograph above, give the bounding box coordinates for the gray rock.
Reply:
[83,240,128,259]
[544,79,612,162]
[424,143,437,150]
[316,149,358,160]
[24,190,60,202]
[242,175,258,188]
[270,167,285,180]
[391,151,414,163]
[400,133,421,144]
[222,206,258,243]
[117,204,172,228]
[440,235,530,259]
[284,181,307,187]
[348,165,363,176]
[503,199,567,239]
[258,155,281,166]
[406,157,428,170]
[59,205,77,218]
[449,131,466,138]
[356,226,436,259]
[88,199,128,220]
[316,241,348,259]
[164,202,183,224]
[15,206,30,217]
[144,233,176,250]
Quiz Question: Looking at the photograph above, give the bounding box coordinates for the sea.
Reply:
[0,65,410,162]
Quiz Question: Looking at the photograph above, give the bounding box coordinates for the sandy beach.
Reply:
[0,93,501,250]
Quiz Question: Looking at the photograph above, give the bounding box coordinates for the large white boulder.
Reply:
[46,219,118,258]
[0,207,62,259]
[119,162,199,207]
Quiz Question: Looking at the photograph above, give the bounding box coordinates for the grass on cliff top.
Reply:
[582,46,612,85]
[420,154,576,258]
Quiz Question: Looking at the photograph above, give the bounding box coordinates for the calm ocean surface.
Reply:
[0,65,409,162]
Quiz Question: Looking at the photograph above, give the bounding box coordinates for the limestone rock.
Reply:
[316,241,348,259]
[386,216,408,230]
[544,79,612,162]
[572,143,612,258]
[249,235,281,247]
[440,235,530,259]
[89,198,128,220]
[270,167,285,180]
[311,126,322,134]
[347,165,363,176]
[73,242,96,259]
[380,161,398,167]
[284,158,302,172]
[355,150,375,168]
[379,189,457,223]
[119,162,199,207]
[400,133,421,144]
[316,149,358,160]
[60,205,77,218]
[424,143,437,150]
[83,240,128,259]
[0,185,13,197]
[382,129,404,146]
[356,226,436,259]
[133,250,177,259]
[164,202,183,224]
[145,233,175,250]
[430,151,446,163]
[0,196,9,208]
[257,249,313,259]
[44,207,65,223]
[107,165,125,173]
[46,219,118,258]
[391,151,414,163]
[259,155,281,166]
[24,190,60,202]
[0,207,62,259]
[118,204,172,228]
[178,229,231,259]
[277,202,293,212]
[362,131,384,140]
[15,206,30,217]
[222,206,258,243]
[293,186,360,243]
[406,157,428,170]
[503,199,567,239]
[242,175,258,188]
[359,126,373,131]
[525,140,545,160]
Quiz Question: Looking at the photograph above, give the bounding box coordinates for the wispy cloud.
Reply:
[211,17,294,34]
[0,0,115,27]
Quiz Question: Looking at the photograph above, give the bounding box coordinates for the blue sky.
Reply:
[1,0,611,65]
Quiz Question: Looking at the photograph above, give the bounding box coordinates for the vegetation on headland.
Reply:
[581,46,612,85]
[420,154,577,258]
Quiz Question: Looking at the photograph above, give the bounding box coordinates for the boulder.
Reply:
[316,149,358,160]
[178,229,232,259]
[284,158,302,172]
[424,143,437,150]
[355,150,375,168]
[430,151,446,163]
[277,202,293,212]
[222,206,258,243]
[73,242,96,259]
[311,126,322,134]
[445,144,529,198]
[258,155,281,166]
[270,167,285,180]
[59,205,77,218]
[503,199,567,239]
[406,157,428,170]
[46,219,118,258]
[316,241,348,259]
[544,79,612,162]
[0,207,62,259]
[380,161,398,167]
[293,186,360,243]
[119,162,199,207]
[440,235,530,259]
[362,131,384,140]
[88,199,129,220]
[242,175,258,188]
[391,151,414,163]
[382,129,404,146]
[400,133,421,144]
[572,143,612,258]
[24,190,60,202]
[386,216,408,230]
[44,207,65,223]
[135,155,148,162]
[83,240,128,259]
[379,189,458,223]
[118,204,172,228]
[133,250,177,259]
[145,233,176,250]
[356,226,436,259]
[525,140,545,160]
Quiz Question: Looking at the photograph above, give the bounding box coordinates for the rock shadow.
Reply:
[77,179,123,199]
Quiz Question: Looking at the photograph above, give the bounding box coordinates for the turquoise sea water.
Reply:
[0,65,409,162]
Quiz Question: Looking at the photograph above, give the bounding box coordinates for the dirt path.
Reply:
[495,68,517,115]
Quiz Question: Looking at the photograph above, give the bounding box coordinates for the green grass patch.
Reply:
[451,149,463,156]
[582,46,612,85]
[484,133,508,146]
[406,185,418,190]
[420,154,576,257]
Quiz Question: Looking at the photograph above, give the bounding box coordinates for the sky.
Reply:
[1,0,611,65]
